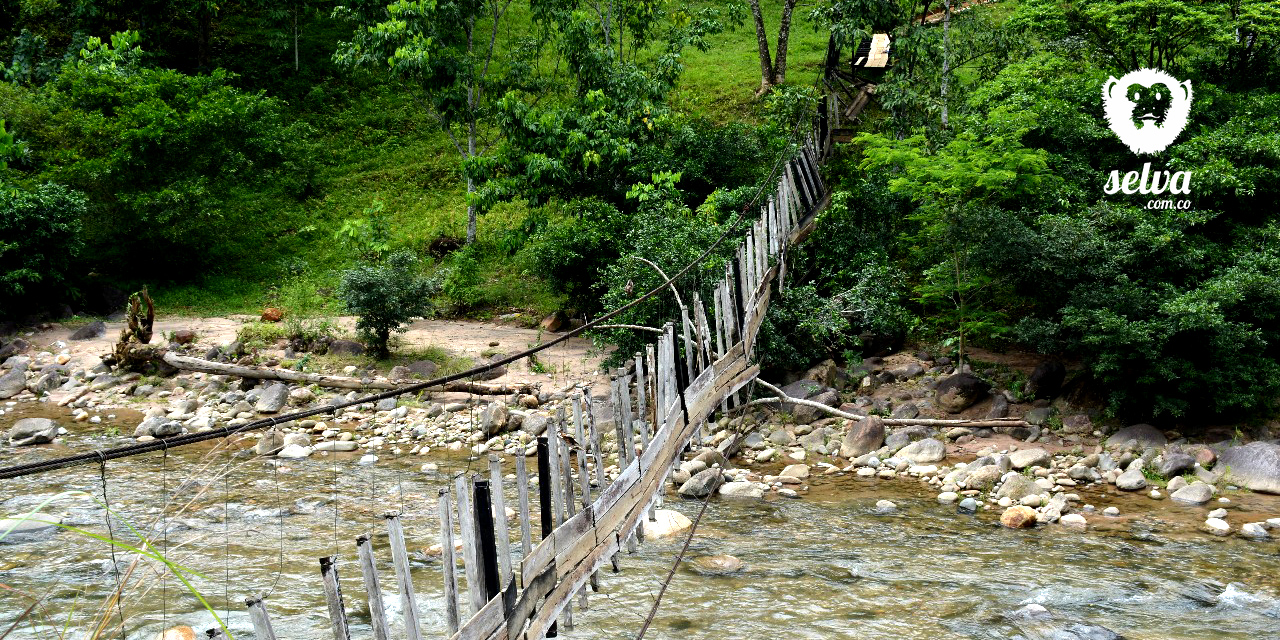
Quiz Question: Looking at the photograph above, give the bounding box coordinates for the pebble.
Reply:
[1218,497,1230,504]
[936,491,958,503]
[1103,506,1120,517]
[1149,489,1162,499]
[875,500,897,511]
[957,497,978,512]
[421,463,439,473]
[997,496,1012,508]
[778,488,799,498]
[1208,508,1227,519]
[358,454,378,465]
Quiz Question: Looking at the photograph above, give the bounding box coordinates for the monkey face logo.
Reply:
[1102,68,1193,155]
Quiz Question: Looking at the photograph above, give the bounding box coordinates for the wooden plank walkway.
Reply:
[242,127,830,640]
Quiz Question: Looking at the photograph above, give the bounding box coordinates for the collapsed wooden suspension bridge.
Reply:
[3,119,831,639]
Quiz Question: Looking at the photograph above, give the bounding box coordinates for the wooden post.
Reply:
[548,417,565,523]
[319,556,351,640]
[559,430,576,522]
[535,436,559,638]
[574,395,598,596]
[645,345,657,427]
[619,373,635,459]
[244,596,278,640]
[487,454,513,585]
[680,307,696,380]
[383,512,423,640]
[633,352,648,434]
[438,487,460,635]
[612,377,631,466]
[473,479,501,600]
[515,454,532,558]
[455,474,486,615]
[355,535,392,640]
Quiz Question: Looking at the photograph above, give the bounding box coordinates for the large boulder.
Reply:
[1025,361,1066,399]
[1107,424,1167,451]
[0,366,26,399]
[69,320,106,340]
[480,402,510,436]
[134,416,182,438]
[779,379,838,424]
[1009,448,1051,470]
[255,429,286,455]
[962,464,1003,490]
[255,383,289,413]
[1170,482,1214,505]
[934,373,990,413]
[1217,442,1280,494]
[839,416,885,459]
[328,339,366,356]
[9,418,59,446]
[1001,506,1038,528]
[896,438,946,463]
[996,474,1040,502]
[1115,466,1147,491]
[718,481,765,499]
[643,509,692,539]
[407,359,439,378]
[1158,452,1195,478]
[678,468,724,498]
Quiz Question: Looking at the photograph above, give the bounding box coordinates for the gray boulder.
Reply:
[1024,407,1051,426]
[1170,482,1214,505]
[780,380,838,423]
[256,429,286,455]
[962,464,1003,490]
[1158,452,1195,478]
[328,339,365,356]
[255,383,289,413]
[839,416,884,459]
[134,416,181,438]
[522,413,549,436]
[1217,442,1280,494]
[9,418,59,446]
[996,474,1040,502]
[1025,361,1066,400]
[1115,466,1147,491]
[896,438,946,463]
[986,393,1009,419]
[0,366,26,399]
[69,321,106,340]
[890,402,919,419]
[407,359,439,377]
[1009,447,1051,470]
[934,373,990,413]
[678,468,724,499]
[480,402,510,436]
[1107,424,1167,451]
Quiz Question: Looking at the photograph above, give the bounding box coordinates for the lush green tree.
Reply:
[337,248,439,357]
[0,182,86,309]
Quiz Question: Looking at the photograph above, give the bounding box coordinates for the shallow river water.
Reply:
[2,407,1279,640]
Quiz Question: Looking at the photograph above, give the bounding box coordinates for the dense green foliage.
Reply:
[2,0,1278,425]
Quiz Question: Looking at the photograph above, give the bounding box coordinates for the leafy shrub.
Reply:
[337,249,439,358]
[524,198,631,314]
[757,284,858,372]
[439,245,484,312]
[0,182,86,313]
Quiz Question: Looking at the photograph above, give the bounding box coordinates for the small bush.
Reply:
[439,245,483,312]
[337,249,439,358]
[0,182,86,313]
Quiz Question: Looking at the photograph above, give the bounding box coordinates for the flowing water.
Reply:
[2,405,1279,640]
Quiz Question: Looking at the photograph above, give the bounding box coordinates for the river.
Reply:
[2,406,1279,640]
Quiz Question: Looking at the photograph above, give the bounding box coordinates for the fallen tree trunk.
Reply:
[161,353,533,394]
[751,380,1029,428]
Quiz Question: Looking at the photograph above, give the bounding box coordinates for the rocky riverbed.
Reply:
[3,319,1280,638]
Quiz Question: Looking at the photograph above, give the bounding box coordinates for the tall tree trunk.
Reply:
[773,0,798,84]
[293,8,300,72]
[748,0,775,95]
[940,0,951,128]
[465,16,479,246]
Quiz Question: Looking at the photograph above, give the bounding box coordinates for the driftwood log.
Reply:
[751,379,1029,428]
[160,352,532,394]
[105,288,170,373]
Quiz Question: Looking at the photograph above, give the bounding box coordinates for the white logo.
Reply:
[1102,68,1193,155]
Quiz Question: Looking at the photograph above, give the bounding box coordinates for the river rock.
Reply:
[1061,414,1093,435]
[9,417,59,446]
[1159,452,1195,478]
[896,438,945,463]
[69,321,106,340]
[937,491,958,503]
[986,393,1009,419]
[1208,508,1227,519]
[963,464,1003,490]
[934,373,990,413]
[1167,476,1187,493]
[313,440,358,452]
[1001,505,1038,528]
[480,402,509,436]
[719,481,765,499]
[154,626,198,640]
[1107,423,1167,451]
[781,464,810,479]
[678,468,724,498]
[1007,603,1122,640]
[1216,442,1280,494]
[288,387,315,406]
[1205,518,1230,536]
[1170,482,1213,505]
[255,383,289,413]
[328,339,365,356]
[1115,467,1147,491]
[1009,447,1050,470]
[0,366,26,399]
[1024,407,1051,426]
[996,474,1041,502]
[1060,513,1087,530]
[875,499,898,512]
[523,413,549,436]
[134,416,181,438]
[283,432,310,448]
[957,497,978,512]
[255,429,286,455]
[1240,522,1269,538]
[689,554,743,575]
[780,379,837,423]
[277,444,311,459]
[643,509,692,539]
[890,402,919,419]
[0,512,62,542]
